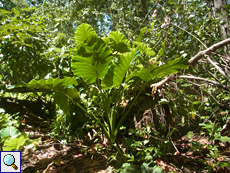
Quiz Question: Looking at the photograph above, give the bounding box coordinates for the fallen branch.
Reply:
[150,74,174,91]
[189,38,230,65]
[150,38,230,90]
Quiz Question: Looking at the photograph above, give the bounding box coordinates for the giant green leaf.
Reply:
[151,57,189,78]
[136,27,147,42]
[54,92,70,115]
[103,48,139,88]
[134,42,156,56]
[3,132,29,151]
[107,31,129,53]
[0,126,20,139]
[126,68,152,82]
[26,77,78,94]
[65,86,79,98]
[75,23,97,45]
[126,57,189,82]
[25,77,78,115]
[72,35,113,84]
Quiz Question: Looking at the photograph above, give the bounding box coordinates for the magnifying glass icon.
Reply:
[3,154,18,170]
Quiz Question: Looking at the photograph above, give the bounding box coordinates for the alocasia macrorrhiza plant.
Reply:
[16,23,189,159]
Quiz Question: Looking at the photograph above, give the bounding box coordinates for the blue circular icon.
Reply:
[3,154,18,170]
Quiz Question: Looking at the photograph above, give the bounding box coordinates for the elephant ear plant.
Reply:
[13,23,189,160]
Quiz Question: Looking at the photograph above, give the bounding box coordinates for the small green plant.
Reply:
[121,123,175,167]
[200,122,230,143]
[0,125,41,151]
[186,121,230,171]
[0,109,41,151]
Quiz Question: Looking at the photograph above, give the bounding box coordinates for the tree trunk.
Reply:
[213,0,230,60]
[141,0,148,19]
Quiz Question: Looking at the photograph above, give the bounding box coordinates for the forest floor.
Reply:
[21,123,230,173]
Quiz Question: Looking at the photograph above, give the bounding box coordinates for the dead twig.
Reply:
[205,54,230,82]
